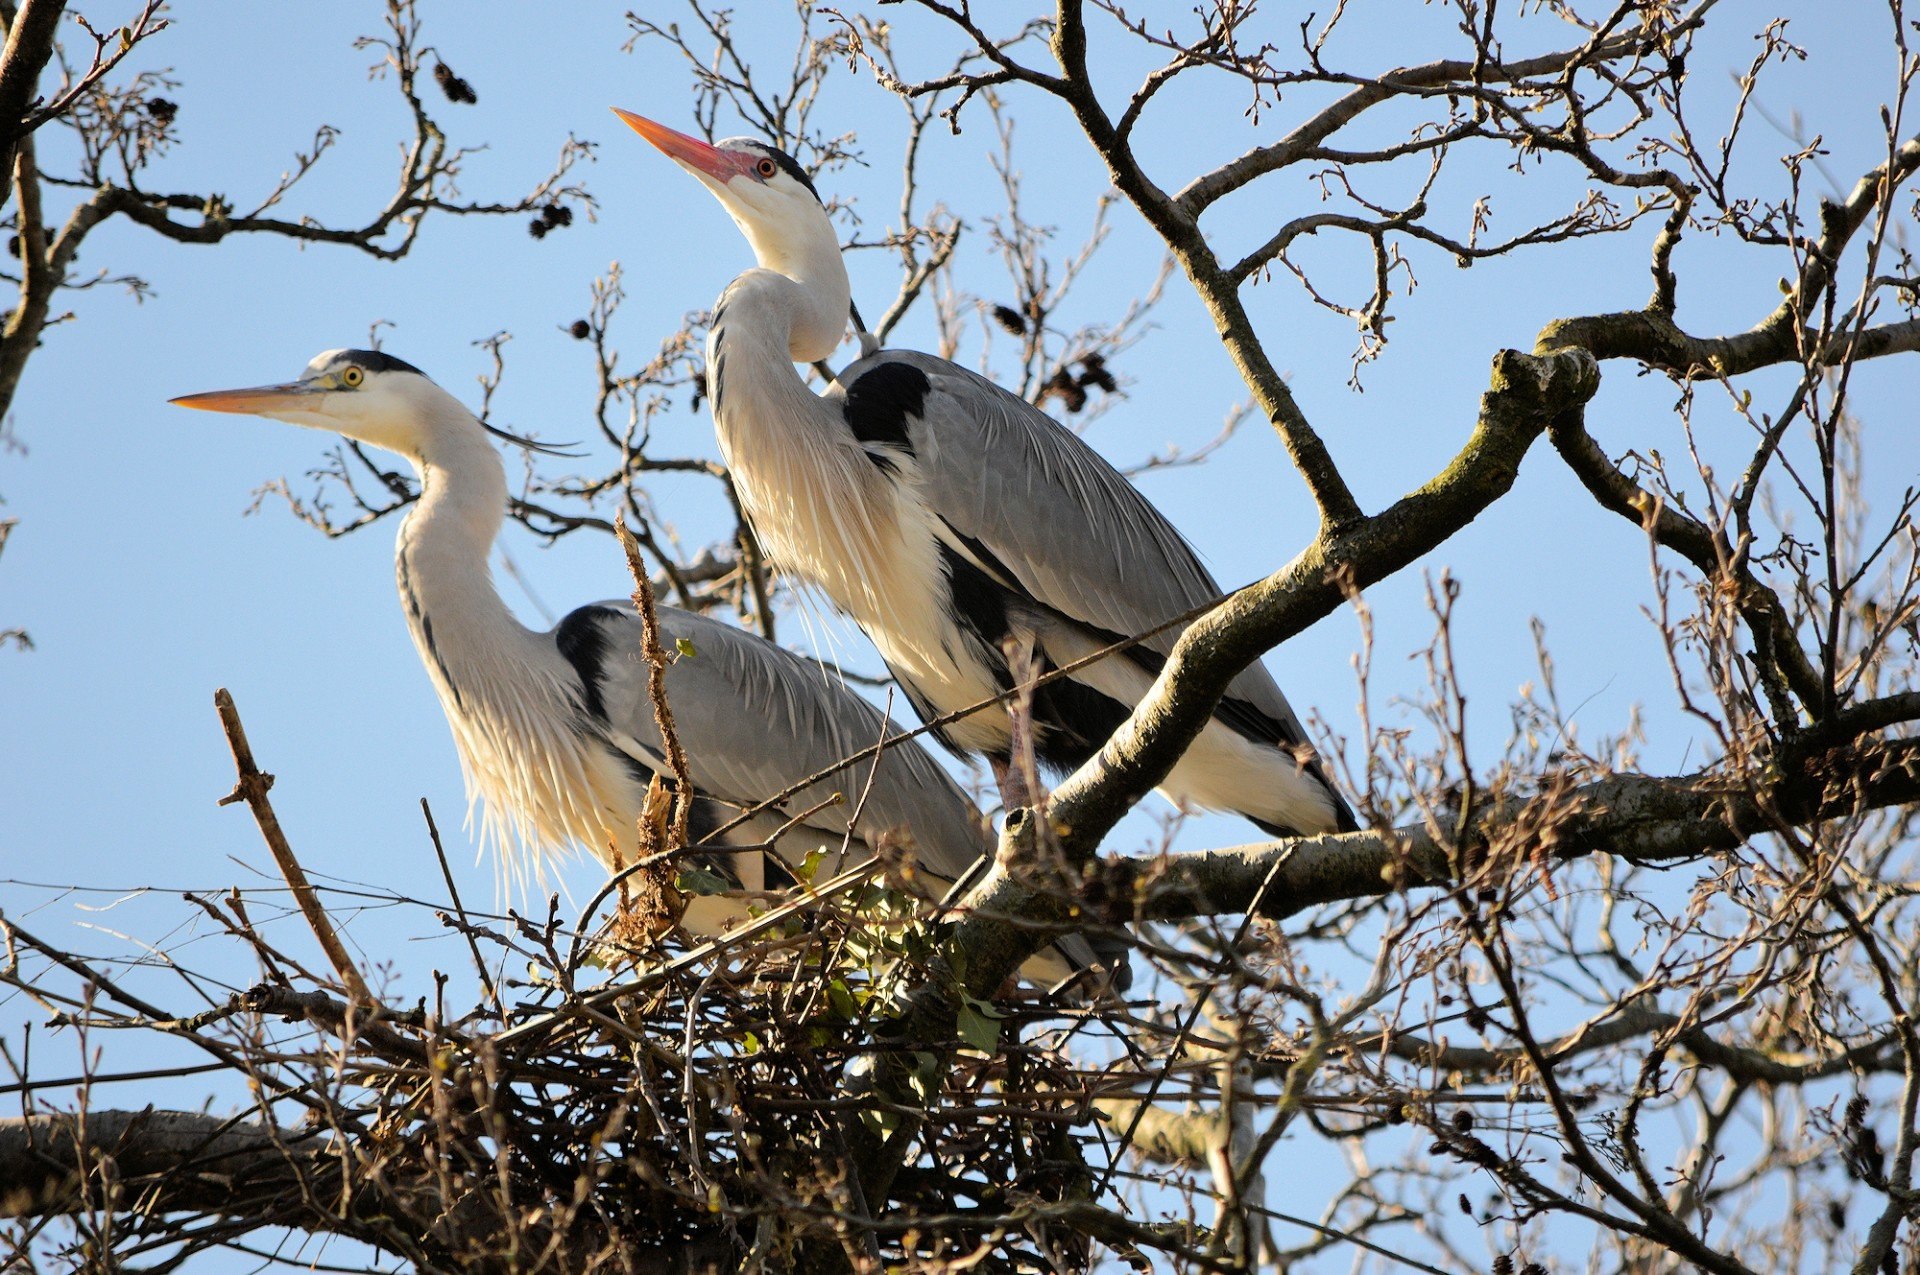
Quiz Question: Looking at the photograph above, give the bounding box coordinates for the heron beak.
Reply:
[612,108,756,184]
[168,383,324,415]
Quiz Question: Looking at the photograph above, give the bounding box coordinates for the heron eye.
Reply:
[341,366,365,388]
[755,157,777,179]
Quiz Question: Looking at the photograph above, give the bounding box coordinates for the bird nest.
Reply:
[3,865,1128,1274]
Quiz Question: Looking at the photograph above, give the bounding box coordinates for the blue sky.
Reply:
[1,2,1912,1268]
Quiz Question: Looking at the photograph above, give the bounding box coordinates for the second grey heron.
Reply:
[169,350,1085,963]
[617,111,1355,838]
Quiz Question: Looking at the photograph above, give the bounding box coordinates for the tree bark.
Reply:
[0,0,63,206]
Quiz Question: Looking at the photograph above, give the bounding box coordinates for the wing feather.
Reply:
[559,603,988,883]
[830,350,1315,751]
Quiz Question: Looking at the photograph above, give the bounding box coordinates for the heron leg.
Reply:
[990,754,1037,812]
[998,632,1048,814]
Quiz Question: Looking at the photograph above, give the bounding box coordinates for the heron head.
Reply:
[615,109,852,357]
[170,349,452,458]
[614,109,832,252]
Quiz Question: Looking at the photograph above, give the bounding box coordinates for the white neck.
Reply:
[393,407,519,665]
[709,270,835,426]
[741,208,850,362]
[706,269,956,662]
[388,400,619,881]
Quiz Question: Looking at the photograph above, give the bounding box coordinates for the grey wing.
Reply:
[832,349,1315,751]
[562,603,989,884]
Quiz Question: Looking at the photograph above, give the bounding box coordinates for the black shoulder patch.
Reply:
[842,360,928,469]
[333,349,426,377]
[554,605,622,722]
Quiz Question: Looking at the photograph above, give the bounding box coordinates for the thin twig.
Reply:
[212,688,374,1006]
[616,514,696,851]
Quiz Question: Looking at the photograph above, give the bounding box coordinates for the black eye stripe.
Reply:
[723,139,824,205]
[766,148,822,203]
[328,348,425,378]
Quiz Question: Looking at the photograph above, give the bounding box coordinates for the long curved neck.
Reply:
[706,269,919,627]
[741,209,849,363]
[392,404,525,705]
[386,392,619,872]
[709,269,837,428]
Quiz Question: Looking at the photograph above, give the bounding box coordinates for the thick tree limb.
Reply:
[1098,734,1920,924]
[0,1110,305,1219]
[1044,347,1600,866]
[0,0,62,205]
[0,1108,731,1272]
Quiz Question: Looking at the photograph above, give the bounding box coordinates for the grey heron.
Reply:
[169,349,1092,966]
[618,112,1356,838]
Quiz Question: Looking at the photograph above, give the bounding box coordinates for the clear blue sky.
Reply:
[1,2,1910,1268]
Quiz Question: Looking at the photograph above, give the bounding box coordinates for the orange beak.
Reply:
[612,108,758,183]
[168,383,322,415]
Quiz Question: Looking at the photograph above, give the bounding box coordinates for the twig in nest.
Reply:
[615,514,694,850]
[605,775,685,949]
[213,687,373,1006]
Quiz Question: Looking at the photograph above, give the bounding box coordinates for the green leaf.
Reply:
[826,977,859,1019]
[957,995,1003,1053]
[797,845,828,883]
[675,866,732,896]
[675,637,698,659]
[904,1050,941,1104]
[859,1106,899,1142]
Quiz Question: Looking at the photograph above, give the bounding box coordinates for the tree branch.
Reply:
[0,0,64,205]
[1539,138,1920,378]
[1044,347,1599,863]
[0,1110,306,1220]
[1099,733,1920,923]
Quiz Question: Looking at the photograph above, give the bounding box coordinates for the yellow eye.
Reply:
[755,157,777,179]
[340,366,365,388]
